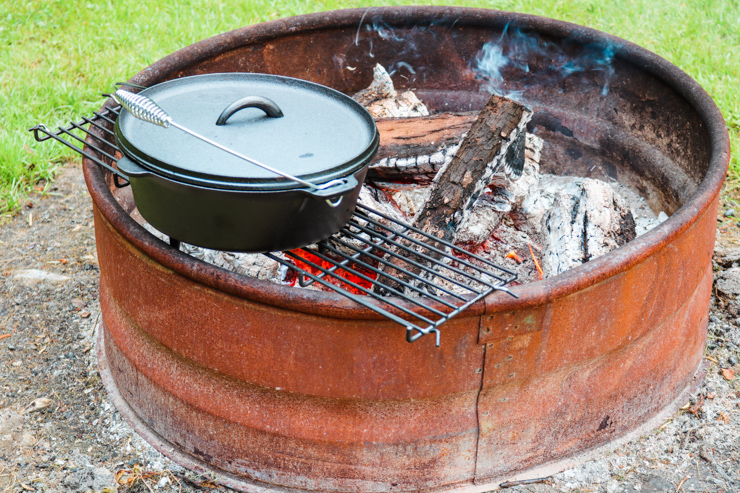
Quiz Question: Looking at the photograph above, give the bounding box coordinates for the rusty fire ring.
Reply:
[84,6,730,492]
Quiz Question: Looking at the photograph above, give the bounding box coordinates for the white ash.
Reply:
[138,221,286,282]
[538,174,668,238]
[370,137,461,179]
[388,185,429,218]
[518,134,547,228]
[366,91,429,119]
[459,171,665,282]
[352,63,429,118]
[453,188,511,246]
[524,132,543,163]
[357,183,408,223]
[179,245,284,281]
[539,178,636,277]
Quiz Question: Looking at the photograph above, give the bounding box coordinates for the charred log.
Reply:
[369,113,476,184]
[412,94,532,243]
[376,93,533,292]
[540,178,636,277]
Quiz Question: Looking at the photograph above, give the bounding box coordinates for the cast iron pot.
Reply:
[113,73,379,253]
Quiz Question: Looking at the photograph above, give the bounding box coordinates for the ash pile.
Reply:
[142,64,667,291]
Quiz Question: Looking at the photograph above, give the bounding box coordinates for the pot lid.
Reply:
[114,73,378,191]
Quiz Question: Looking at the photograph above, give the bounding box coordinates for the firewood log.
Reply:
[375,93,533,293]
[540,178,636,277]
[369,113,475,184]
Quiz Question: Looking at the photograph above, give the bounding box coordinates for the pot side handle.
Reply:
[216,97,284,125]
[299,175,359,207]
[116,156,151,178]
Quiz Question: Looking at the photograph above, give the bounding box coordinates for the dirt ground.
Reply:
[0,163,738,493]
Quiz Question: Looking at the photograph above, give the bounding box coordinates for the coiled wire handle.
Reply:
[113,90,173,128]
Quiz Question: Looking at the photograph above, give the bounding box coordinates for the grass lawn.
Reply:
[1,0,737,214]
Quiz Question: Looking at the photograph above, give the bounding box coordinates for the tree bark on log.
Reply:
[376,94,533,292]
[414,95,532,240]
[369,113,476,184]
[374,112,477,160]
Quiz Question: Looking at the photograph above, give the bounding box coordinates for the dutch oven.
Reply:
[113,73,379,253]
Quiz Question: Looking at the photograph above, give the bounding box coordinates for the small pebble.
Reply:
[26,397,53,413]
[729,355,738,366]
[724,208,736,217]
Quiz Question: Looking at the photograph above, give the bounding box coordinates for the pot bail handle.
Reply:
[216,96,284,125]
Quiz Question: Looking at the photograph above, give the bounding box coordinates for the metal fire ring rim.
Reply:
[83,6,730,320]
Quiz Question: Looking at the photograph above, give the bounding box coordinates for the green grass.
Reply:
[1,0,737,214]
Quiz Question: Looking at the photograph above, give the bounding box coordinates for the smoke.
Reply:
[365,20,428,74]
[473,25,617,100]
[474,41,526,100]
[354,14,457,78]
[370,20,406,43]
[351,15,617,98]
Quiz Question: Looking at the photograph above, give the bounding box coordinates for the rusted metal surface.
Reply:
[476,204,716,480]
[84,6,730,492]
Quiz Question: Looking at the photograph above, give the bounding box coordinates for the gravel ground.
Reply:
[0,163,738,493]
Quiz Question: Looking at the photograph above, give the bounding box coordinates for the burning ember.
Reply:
[283,248,379,295]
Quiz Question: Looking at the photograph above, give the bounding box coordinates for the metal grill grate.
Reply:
[31,103,129,188]
[30,101,518,346]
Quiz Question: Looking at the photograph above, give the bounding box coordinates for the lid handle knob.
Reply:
[216,96,284,125]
